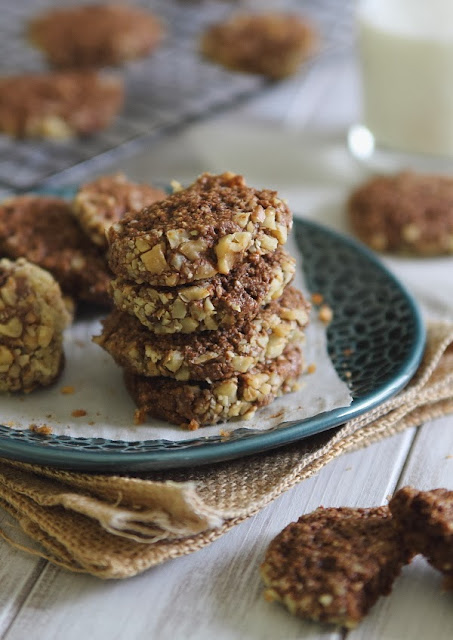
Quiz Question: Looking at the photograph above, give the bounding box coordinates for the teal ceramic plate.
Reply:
[0,197,425,471]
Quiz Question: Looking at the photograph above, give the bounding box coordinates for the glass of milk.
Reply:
[348,0,453,172]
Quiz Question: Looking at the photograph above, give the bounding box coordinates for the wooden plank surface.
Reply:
[0,510,46,637]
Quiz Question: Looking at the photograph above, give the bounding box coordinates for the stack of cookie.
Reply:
[95,172,311,428]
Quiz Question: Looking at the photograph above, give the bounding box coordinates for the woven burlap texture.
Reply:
[0,322,452,579]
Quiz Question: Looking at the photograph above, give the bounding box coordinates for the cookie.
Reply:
[0,195,111,305]
[348,171,453,255]
[261,506,413,628]
[125,343,303,427]
[201,12,317,79]
[94,286,309,381]
[0,258,71,393]
[389,486,453,589]
[73,173,166,248]
[28,4,164,68]
[107,172,293,286]
[111,249,296,334]
[0,71,123,139]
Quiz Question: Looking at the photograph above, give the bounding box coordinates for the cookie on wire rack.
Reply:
[0,71,123,139]
[28,4,164,68]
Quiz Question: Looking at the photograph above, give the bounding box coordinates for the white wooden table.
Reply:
[1,51,452,640]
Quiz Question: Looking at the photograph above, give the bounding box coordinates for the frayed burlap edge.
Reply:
[0,322,452,578]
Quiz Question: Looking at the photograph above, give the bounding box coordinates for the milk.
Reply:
[358,0,453,157]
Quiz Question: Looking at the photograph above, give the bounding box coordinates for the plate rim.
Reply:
[0,217,426,471]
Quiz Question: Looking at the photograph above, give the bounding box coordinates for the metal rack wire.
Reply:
[0,0,354,190]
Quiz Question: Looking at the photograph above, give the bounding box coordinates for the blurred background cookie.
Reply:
[28,3,165,68]
[348,171,453,255]
[0,195,111,305]
[73,173,166,248]
[0,71,124,139]
[0,258,71,393]
[201,12,317,79]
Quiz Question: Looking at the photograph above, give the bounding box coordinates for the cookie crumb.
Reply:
[318,304,333,324]
[133,408,146,425]
[307,363,316,374]
[61,385,75,394]
[187,419,200,431]
[71,409,87,418]
[29,423,53,435]
[311,292,324,306]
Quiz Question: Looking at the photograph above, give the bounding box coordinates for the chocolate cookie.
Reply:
[348,171,453,255]
[0,258,71,393]
[94,286,309,381]
[0,71,124,139]
[125,343,303,427]
[201,12,317,79]
[0,195,111,305]
[107,172,293,286]
[261,506,413,628]
[73,173,166,248]
[389,486,453,589]
[111,249,296,334]
[28,4,164,68]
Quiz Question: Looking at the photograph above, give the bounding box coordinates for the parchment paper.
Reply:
[0,234,352,442]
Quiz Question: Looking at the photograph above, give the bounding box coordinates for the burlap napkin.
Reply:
[0,322,452,579]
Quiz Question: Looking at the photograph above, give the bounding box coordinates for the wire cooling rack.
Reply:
[0,0,354,190]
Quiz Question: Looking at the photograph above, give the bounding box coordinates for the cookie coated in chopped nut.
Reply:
[201,12,317,79]
[348,171,453,255]
[389,486,453,590]
[28,4,164,69]
[94,286,309,382]
[261,506,413,628]
[0,258,71,393]
[111,249,296,334]
[0,195,111,305]
[73,173,166,248]
[124,343,303,427]
[0,71,124,139]
[107,172,293,286]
